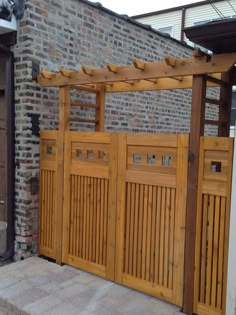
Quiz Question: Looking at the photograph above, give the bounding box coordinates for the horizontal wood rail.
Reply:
[171,76,183,81]
[206,75,228,87]
[204,119,226,126]
[71,102,98,109]
[70,118,99,124]
[71,85,99,93]
[205,97,221,106]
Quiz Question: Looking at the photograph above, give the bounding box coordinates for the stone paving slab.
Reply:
[0,257,185,315]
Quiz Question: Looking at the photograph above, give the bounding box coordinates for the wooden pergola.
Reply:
[38,50,236,315]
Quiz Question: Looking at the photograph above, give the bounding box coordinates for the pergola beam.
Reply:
[37,53,236,87]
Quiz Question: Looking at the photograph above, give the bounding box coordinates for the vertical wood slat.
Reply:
[205,195,214,306]
[133,184,139,278]
[96,178,100,264]
[129,183,135,276]
[168,188,175,290]
[89,177,93,261]
[103,179,108,266]
[193,137,234,315]
[200,194,208,303]
[125,183,131,274]
[150,186,157,283]
[142,185,148,280]
[164,188,170,288]
[159,187,166,286]
[154,187,162,285]
[211,196,220,308]
[146,186,152,282]
[137,184,144,279]
[99,179,104,266]
[78,177,84,257]
[217,197,226,310]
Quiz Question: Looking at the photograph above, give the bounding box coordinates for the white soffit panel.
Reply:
[0,14,16,34]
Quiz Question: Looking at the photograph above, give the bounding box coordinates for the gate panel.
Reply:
[62,132,117,280]
[194,137,233,315]
[39,131,58,259]
[116,134,189,306]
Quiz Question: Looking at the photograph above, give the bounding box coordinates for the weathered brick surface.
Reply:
[12,0,217,259]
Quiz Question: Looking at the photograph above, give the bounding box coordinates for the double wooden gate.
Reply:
[39,131,233,313]
[40,131,188,306]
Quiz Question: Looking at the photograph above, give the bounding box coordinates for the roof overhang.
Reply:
[184,18,236,54]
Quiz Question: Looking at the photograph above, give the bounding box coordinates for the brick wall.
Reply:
[13,0,212,259]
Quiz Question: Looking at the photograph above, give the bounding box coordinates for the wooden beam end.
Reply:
[133,59,145,70]
[106,64,119,73]
[164,56,176,67]
[40,71,56,80]
[192,49,211,62]
[60,68,74,77]
[81,66,93,76]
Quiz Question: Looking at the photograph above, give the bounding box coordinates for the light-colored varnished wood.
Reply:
[39,130,59,260]
[115,133,189,306]
[38,54,236,88]
[62,132,117,280]
[193,137,234,315]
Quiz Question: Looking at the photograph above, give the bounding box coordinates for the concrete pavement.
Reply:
[0,257,184,315]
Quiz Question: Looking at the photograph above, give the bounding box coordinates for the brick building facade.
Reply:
[12,0,217,259]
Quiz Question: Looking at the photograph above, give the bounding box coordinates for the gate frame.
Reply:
[38,52,236,314]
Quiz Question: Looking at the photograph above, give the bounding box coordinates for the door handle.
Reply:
[0,201,4,205]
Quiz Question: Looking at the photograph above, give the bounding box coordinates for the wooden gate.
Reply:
[62,132,118,280]
[194,137,234,315]
[39,131,188,305]
[115,134,189,306]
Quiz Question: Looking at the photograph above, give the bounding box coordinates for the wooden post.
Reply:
[218,71,233,137]
[55,86,70,264]
[183,75,207,314]
[96,84,106,132]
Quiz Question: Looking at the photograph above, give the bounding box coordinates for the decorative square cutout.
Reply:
[98,151,106,160]
[162,156,171,166]
[133,154,141,164]
[87,150,94,160]
[76,149,83,159]
[147,154,156,165]
[47,145,53,155]
[211,161,222,173]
